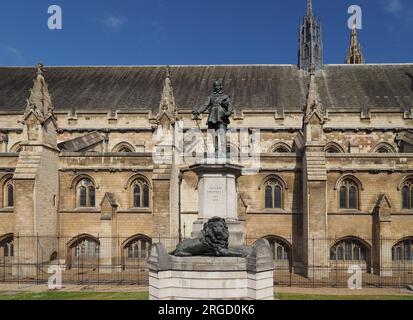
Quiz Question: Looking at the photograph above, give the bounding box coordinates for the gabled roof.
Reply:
[0,64,412,114]
[317,64,413,111]
[0,65,308,113]
[101,192,118,208]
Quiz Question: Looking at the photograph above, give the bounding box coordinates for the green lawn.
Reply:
[0,291,149,300]
[276,293,413,300]
[0,291,412,300]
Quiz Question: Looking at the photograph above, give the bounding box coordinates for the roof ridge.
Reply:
[0,64,299,68]
[325,63,413,66]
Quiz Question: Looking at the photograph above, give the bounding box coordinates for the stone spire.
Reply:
[156,66,177,126]
[24,63,55,122]
[298,0,323,71]
[160,66,176,114]
[345,17,365,64]
[307,0,313,15]
[304,68,324,124]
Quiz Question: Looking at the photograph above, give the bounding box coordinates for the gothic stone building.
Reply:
[0,1,413,280]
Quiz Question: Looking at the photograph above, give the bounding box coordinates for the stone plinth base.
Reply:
[149,239,274,300]
[150,269,273,300]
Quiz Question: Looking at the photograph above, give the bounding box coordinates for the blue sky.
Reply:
[0,0,412,66]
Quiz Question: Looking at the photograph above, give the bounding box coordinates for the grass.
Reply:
[0,291,149,300]
[0,291,412,300]
[276,293,413,300]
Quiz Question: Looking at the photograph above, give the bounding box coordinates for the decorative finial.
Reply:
[36,62,45,76]
[309,63,316,75]
[158,65,177,115]
[307,0,313,15]
[345,12,365,64]
[352,10,357,31]
[166,65,171,79]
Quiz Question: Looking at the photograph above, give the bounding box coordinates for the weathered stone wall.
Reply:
[0,110,413,276]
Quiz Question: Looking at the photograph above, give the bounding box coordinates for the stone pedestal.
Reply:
[189,163,245,247]
[149,239,274,300]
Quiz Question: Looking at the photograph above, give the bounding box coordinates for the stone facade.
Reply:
[0,1,413,281]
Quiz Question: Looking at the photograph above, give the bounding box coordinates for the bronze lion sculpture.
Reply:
[171,217,249,257]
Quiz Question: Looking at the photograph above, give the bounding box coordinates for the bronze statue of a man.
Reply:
[192,81,233,155]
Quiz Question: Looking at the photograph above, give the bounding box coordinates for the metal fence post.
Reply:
[97,234,100,286]
[312,237,315,288]
[3,235,413,288]
[17,234,19,284]
[36,234,39,284]
[289,235,292,287]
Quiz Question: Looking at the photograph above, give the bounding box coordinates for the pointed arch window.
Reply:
[113,142,135,153]
[402,180,413,210]
[124,235,152,260]
[7,183,13,208]
[374,143,395,154]
[339,179,359,210]
[377,147,390,153]
[264,179,283,209]
[330,239,368,261]
[2,179,14,208]
[274,147,289,153]
[118,147,133,153]
[325,142,344,154]
[392,239,413,261]
[132,179,150,208]
[304,45,310,58]
[270,143,292,154]
[0,236,13,258]
[314,45,320,58]
[326,146,340,154]
[70,236,100,261]
[326,147,339,153]
[77,179,96,208]
[265,236,290,261]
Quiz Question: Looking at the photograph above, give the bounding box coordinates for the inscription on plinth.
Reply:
[189,164,244,247]
[199,175,236,220]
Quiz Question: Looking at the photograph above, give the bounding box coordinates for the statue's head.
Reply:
[213,81,224,94]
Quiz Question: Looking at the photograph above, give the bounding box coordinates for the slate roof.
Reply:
[317,64,413,111]
[57,131,104,151]
[0,64,412,114]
